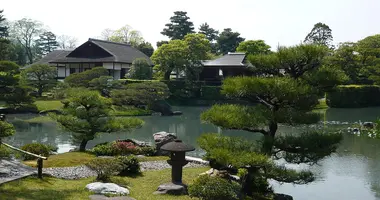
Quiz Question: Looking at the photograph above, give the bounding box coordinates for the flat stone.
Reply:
[86,182,129,195]
[153,182,188,195]
[89,195,136,200]
[274,193,293,200]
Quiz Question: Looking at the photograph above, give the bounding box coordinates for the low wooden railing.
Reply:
[0,141,48,179]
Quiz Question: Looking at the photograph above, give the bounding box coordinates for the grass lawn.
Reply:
[0,167,209,200]
[24,116,55,123]
[23,152,169,168]
[34,100,63,111]
[23,152,96,168]
[110,105,153,116]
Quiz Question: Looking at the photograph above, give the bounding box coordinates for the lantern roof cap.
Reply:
[161,139,195,152]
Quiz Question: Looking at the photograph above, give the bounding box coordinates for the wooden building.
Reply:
[200,52,253,82]
[26,38,153,80]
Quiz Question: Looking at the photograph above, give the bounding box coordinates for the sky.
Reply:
[2,0,380,49]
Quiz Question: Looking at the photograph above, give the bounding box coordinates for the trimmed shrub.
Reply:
[201,86,223,100]
[0,145,11,158]
[90,143,115,156]
[86,158,122,182]
[116,155,141,176]
[189,175,241,200]
[20,143,50,160]
[326,85,380,108]
[90,142,156,156]
[138,146,156,156]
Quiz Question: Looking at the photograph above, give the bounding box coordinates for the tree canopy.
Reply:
[217,28,245,55]
[198,23,219,42]
[21,64,57,97]
[161,11,195,40]
[52,89,143,151]
[64,67,109,87]
[304,22,333,48]
[151,33,210,80]
[236,40,271,55]
[101,25,144,47]
[126,58,152,80]
[36,31,58,56]
[199,43,343,198]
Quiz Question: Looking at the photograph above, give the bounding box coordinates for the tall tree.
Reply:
[136,41,154,57]
[101,25,144,47]
[126,58,152,80]
[217,28,245,55]
[57,35,78,50]
[21,64,57,97]
[236,40,271,55]
[0,10,11,60]
[152,33,211,80]
[151,40,188,80]
[304,22,333,48]
[161,11,195,40]
[156,40,168,48]
[356,34,380,84]
[36,31,59,56]
[199,44,344,198]
[52,89,143,151]
[198,23,219,42]
[0,10,8,38]
[11,18,44,64]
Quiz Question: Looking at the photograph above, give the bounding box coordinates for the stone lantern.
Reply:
[154,139,195,195]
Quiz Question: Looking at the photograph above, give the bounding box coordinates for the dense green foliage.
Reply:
[88,76,121,97]
[201,86,223,100]
[0,145,11,158]
[0,120,15,138]
[161,11,195,40]
[189,175,241,200]
[136,41,154,57]
[0,61,33,107]
[116,155,141,176]
[304,22,333,48]
[36,31,59,56]
[126,58,152,80]
[111,82,169,108]
[236,40,271,55]
[199,44,343,198]
[216,28,245,55]
[51,89,143,151]
[20,143,51,160]
[90,141,155,156]
[85,158,122,182]
[152,33,211,80]
[101,25,144,47]
[326,85,380,108]
[21,64,57,97]
[64,67,108,87]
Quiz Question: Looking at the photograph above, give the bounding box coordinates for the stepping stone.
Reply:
[89,195,136,200]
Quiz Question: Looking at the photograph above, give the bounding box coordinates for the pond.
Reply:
[4,106,380,200]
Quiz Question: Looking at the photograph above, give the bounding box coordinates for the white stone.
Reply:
[86,182,129,195]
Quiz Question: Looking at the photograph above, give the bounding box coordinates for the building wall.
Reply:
[54,62,129,80]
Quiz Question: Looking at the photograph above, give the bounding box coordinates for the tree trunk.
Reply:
[79,139,88,152]
[164,71,171,80]
[268,120,278,138]
[37,87,43,97]
[242,167,259,197]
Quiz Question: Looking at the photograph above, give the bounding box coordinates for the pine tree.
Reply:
[198,23,219,42]
[0,10,9,38]
[161,11,195,40]
[37,31,59,56]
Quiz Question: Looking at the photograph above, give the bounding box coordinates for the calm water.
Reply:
[4,106,380,200]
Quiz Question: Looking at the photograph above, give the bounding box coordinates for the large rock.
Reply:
[274,193,293,200]
[153,183,187,195]
[153,131,177,156]
[89,195,136,200]
[86,182,129,195]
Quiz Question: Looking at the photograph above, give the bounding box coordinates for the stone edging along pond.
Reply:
[43,158,209,180]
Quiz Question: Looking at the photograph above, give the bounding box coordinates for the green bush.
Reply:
[189,175,241,200]
[326,85,380,108]
[0,145,11,158]
[116,155,141,176]
[90,143,115,156]
[201,86,223,100]
[138,146,156,156]
[86,158,122,182]
[20,143,51,160]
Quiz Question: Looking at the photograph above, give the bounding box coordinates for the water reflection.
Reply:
[4,106,380,199]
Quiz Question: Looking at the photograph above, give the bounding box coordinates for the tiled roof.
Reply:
[202,52,246,67]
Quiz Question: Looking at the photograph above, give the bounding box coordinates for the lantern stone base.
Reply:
[153,183,188,195]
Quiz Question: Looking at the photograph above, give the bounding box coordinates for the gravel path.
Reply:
[43,160,208,180]
[0,159,36,184]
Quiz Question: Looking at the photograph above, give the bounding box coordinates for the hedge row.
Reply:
[326,85,380,108]
[121,79,223,100]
